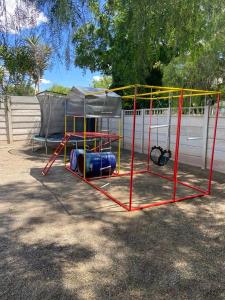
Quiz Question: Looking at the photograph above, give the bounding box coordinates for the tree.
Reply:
[4,83,35,96]
[92,75,112,88]
[25,35,52,94]
[0,36,52,95]
[2,0,224,98]
[73,0,216,84]
[0,66,4,91]
[73,1,225,92]
[0,44,34,95]
[0,0,91,67]
[163,5,225,96]
[48,84,71,95]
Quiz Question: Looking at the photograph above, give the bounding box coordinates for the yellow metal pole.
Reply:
[106,85,135,93]
[117,118,121,174]
[64,115,67,165]
[84,84,220,97]
[122,88,180,99]
[127,91,220,101]
[137,84,181,91]
[137,84,219,94]
[83,116,87,179]
[84,85,135,96]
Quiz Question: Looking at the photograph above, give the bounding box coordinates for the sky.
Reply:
[42,65,101,91]
[1,0,102,91]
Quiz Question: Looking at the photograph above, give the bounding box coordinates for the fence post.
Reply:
[202,105,210,169]
[122,110,125,149]
[4,96,13,144]
[141,109,145,153]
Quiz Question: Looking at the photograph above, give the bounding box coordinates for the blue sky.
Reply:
[41,63,101,91]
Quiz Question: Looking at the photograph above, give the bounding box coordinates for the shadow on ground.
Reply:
[1,145,225,299]
[1,170,225,299]
[0,212,93,300]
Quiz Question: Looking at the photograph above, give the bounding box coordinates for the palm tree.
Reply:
[0,66,4,92]
[25,35,52,94]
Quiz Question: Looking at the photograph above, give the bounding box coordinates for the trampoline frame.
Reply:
[32,134,91,155]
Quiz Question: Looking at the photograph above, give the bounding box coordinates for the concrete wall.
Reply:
[0,96,40,143]
[102,107,225,174]
[0,95,224,174]
[0,97,7,142]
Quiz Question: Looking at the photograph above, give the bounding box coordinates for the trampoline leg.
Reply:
[45,142,48,156]
[31,139,34,152]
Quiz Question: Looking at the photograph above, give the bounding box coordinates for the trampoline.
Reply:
[32,133,95,154]
[32,90,96,154]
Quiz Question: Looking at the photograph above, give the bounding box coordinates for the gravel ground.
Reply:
[1,142,225,300]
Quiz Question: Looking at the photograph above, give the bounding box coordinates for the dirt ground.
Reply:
[1,142,225,300]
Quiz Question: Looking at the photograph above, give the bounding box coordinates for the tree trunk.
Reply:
[34,82,38,95]
[37,71,40,94]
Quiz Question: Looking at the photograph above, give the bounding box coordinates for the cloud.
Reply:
[40,78,51,84]
[92,75,102,82]
[0,0,48,34]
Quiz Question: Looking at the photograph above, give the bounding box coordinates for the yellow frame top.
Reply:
[84,84,220,100]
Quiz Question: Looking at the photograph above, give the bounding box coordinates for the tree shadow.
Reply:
[0,183,94,300]
[30,160,222,212]
[30,165,127,217]
[2,145,225,299]
[28,161,225,299]
[92,203,225,299]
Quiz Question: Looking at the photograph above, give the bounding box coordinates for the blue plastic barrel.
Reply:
[77,152,116,177]
[70,149,84,171]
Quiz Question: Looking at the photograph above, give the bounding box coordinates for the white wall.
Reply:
[1,96,224,174]
[102,107,225,174]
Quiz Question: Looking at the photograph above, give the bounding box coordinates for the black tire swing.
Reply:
[150,98,172,167]
[150,146,172,167]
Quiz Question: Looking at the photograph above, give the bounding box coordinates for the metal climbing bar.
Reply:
[42,134,70,175]
[41,85,221,212]
[172,90,184,200]
[208,93,221,194]
[147,99,153,171]
[129,86,137,211]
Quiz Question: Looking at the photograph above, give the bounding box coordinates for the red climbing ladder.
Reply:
[42,134,70,175]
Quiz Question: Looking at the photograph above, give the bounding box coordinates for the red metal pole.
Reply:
[66,166,130,211]
[148,170,207,194]
[130,193,206,211]
[147,99,153,171]
[87,170,147,181]
[208,93,220,194]
[129,86,137,211]
[173,90,184,200]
